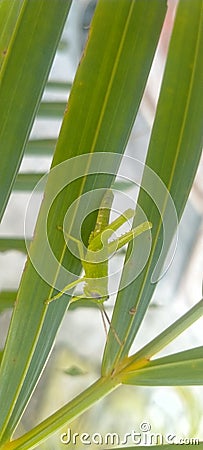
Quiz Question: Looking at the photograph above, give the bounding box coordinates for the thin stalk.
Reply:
[4,376,119,450]
[120,299,203,373]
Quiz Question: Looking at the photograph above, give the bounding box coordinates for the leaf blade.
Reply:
[102,0,203,374]
[121,347,203,386]
[0,0,72,221]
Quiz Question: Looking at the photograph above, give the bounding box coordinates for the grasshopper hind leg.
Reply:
[98,303,123,347]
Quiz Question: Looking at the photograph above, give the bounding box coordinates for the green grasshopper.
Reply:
[47,190,152,344]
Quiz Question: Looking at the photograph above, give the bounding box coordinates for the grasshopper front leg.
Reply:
[88,208,134,251]
[107,220,152,255]
[90,219,152,258]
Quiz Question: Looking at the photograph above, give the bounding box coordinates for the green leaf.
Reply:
[121,347,203,386]
[25,139,57,155]
[0,351,3,365]
[0,238,28,253]
[0,0,166,444]
[0,291,16,312]
[114,299,203,386]
[0,0,23,70]
[4,377,118,450]
[124,299,203,365]
[0,0,72,222]
[46,80,72,91]
[63,366,86,376]
[37,101,66,118]
[14,173,44,191]
[102,0,203,374]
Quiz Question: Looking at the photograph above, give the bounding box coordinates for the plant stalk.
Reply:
[4,376,119,450]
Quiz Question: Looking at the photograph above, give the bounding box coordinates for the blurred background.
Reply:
[0,0,202,448]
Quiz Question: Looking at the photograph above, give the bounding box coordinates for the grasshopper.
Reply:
[47,190,152,344]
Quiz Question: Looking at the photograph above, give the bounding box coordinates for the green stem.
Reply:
[5,376,119,450]
[122,299,203,371]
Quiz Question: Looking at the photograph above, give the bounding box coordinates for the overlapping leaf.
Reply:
[102,0,203,375]
[0,0,166,445]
